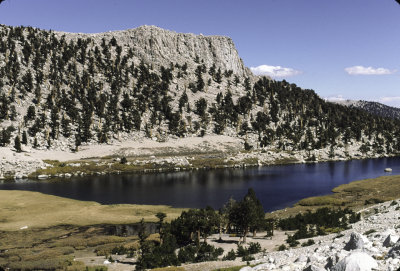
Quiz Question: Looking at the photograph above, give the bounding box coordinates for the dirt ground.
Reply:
[75,231,291,271]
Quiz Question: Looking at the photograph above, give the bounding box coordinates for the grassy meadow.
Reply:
[2,174,400,269]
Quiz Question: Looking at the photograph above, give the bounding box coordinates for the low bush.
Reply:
[278,207,360,240]
[178,245,196,263]
[247,242,261,254]
[363,229,377,236]
[236,245,248,257]
[241,254,255,261]
[286,235,300,247]
[278,244,287,251]
[195,243,224,262]
[364,198,385,205]
[222,249,236,261]
[301,239,315,247]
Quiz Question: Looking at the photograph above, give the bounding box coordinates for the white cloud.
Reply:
[325,95,357,106]
[345,66,396,75]
[378,96,400,108]
[250,64,302,78]
[325,95,346,102]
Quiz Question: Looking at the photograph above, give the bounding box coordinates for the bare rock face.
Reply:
[344,232,369,251]
[383,234,399,248]
[332,252,378,271]
[387,239,400,258]
[303,264,326,271]
[58,25,253,78]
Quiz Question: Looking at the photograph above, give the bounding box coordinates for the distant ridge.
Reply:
[331,99,400,120]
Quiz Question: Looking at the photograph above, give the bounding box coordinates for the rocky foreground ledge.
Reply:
[239,200,400,271]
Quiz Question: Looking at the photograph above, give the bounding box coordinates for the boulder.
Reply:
[303,265,326,271]
[325,253,343,269]
[37,174,49,179]
[332,252,378,271]
[296,254,308,263]
[344,232,369,251]
[383,234,399,248]
[253,263,276,270]
[239,267,253,271]
[387,239,400,258]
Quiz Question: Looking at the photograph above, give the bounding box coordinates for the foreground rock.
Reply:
[332,252,377,271]
[344,232,369,251]
[232,199,400,271]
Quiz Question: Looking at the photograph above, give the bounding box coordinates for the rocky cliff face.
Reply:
[57,25,253,78]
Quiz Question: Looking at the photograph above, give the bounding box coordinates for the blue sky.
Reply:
[1,0,400,106]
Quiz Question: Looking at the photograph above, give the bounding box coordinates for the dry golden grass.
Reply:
[267,174,400,219]
[151,267,185,271]
[0,190,184,231]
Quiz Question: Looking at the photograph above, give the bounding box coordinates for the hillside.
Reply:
[0,24,400,177]
[332,99,400,120]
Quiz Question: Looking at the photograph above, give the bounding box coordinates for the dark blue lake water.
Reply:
[1,157,399,212]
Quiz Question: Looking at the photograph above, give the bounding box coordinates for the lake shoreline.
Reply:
[1,135,399,181]
[3,149,399,182]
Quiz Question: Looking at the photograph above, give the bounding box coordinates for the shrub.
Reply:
[278,244,287,251]
[363,229,377,236]
[247,242,261,254]
[364,198,384,205]
[222,249,236,261]
[278,207,360,239]
[244,142,253,151]
[301,239,315,247]
[195,243,224,262]
[178,245,196,263]
[120,157,128,164]
[236,245,248,257]
[241,255,255,262]
[286,235,299,247]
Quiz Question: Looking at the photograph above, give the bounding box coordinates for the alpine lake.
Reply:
[1,156,399,212]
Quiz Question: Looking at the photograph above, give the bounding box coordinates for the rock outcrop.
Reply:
[332,252,378,271]
[383,234,399,248]
[57,25,253,78]
[344,232,369,251]
[238,200,400,271]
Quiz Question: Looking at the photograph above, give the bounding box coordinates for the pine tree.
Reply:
[21,130,27,145]
[14,135,21,152]
[33,137,38,148]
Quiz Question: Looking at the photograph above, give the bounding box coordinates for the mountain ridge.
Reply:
[0,24,400,177]
[330,99,400,120]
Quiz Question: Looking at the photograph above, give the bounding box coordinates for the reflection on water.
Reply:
[0,157,399,212]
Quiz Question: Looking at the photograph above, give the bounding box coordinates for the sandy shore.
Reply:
[0,135,243,177]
